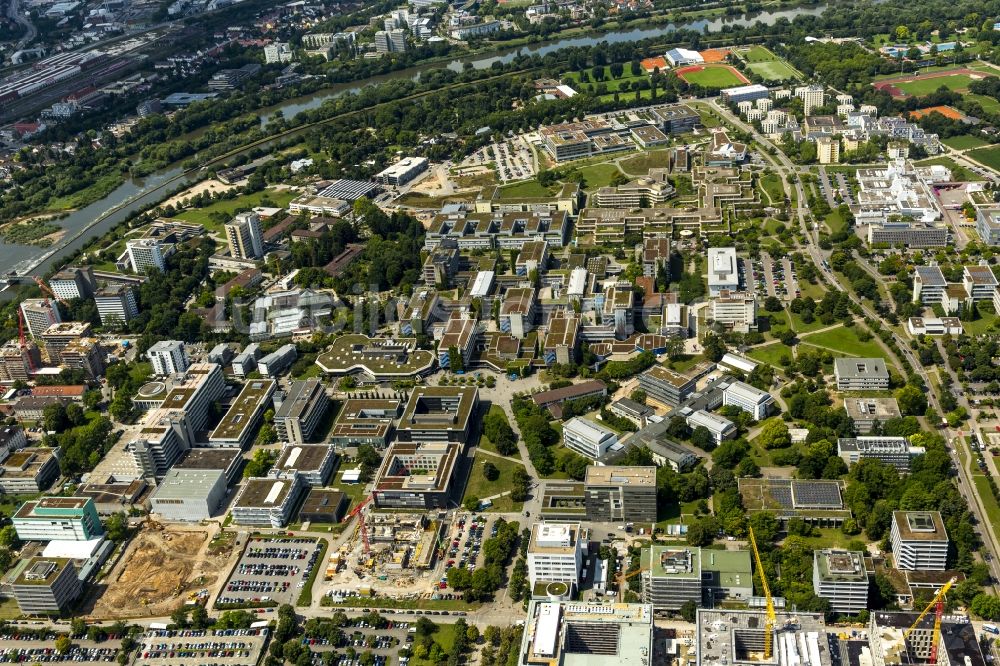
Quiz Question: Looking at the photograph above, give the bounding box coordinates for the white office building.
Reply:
[686,409,736,443]
[707,247,739,296]
[723,380,773,420]
[126,238,167,273]
[834,358,890,391]
[147,340,189,376]
[812,550,869,614]
[527,522,585,592]
[562,417,618,460]
[890,511,949,571]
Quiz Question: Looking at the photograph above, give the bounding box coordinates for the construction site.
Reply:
[320,508,452,600]
[90,523,236,619]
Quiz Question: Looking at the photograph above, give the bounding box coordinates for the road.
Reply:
[710,98,1000,579]
[7,0,35,50]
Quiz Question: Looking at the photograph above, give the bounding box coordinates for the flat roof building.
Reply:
[638,365,697,407]
[329,398,401,449]
[843,397,901,434]
[13,497,103,542]
[274,379,330,445]
[397,386,478,444]
[11,558,82,614]
[686,409,736,443]
[868,611,986,666]
[0,447,59,494]
[372,441,461,509]
[696,609,831,666]
[519,601,653,666]
[298,488,347,523]
[708,247,739,296]
[271,444,336,487]
[208,379,276,448]
[173,447,243,486]
[834,358,890,391]
[813,549,869,614]
[642,546,702,611]
[584,466,657,523]
[147,340,188,376]
[527,521,585,593]
[838,437,924,472]
[149,468,227,522]
[231,472,305,528]
[891,511,948,571]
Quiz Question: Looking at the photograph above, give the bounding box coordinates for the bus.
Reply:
[983,624,998,634]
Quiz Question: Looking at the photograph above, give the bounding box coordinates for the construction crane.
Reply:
[903,578,955,666]
[342,493,375,556]
[748,526,777,660]
[32,277,68,306]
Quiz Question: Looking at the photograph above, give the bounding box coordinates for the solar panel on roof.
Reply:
[791,480,843,508]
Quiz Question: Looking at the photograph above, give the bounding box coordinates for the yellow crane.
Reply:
[903,577,955,666]
[747,526,777,660]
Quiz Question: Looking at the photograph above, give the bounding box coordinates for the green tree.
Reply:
[757,419,791,449]
[629,389,647,404]
[895,384,928,416]
[690,426,716,452]
[464,495,481,511]
[55,636,72,655]
[482,461,499,481]
[42,402,68,432]
[679,600,698,623]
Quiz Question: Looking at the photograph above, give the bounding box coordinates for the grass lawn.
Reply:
[973,474,1000,547]
[174,189,295,233]
[789,310,828,334]
[477,405,520,459]
[943,134,990,150]
[746,60,800,81]
[825,207,848,235]
[960,312,1000,336]
[967,93,1000,115]
[460,452,525,512]
[327,475,368,514]
[619,149,671,175]
[664,354,702,373]
[914,156,976,182]
[679,65,747,88]
[743,45,776,63]
[576,162,623,190]
[747,342,793,368]
[411,623,457,666]
[564,68,648,95]
[759,173,785,205]
[762,309,790,337]
[498,180,557,199]
[791,528,858,551]
[0,598,19,620]
[799,325,886,358]
[896,74,976,96]
[967,146,1000,172]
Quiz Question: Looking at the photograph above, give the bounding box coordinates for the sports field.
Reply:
[908,105,965,120]
[874,65,1000,98]
[675,64,749,87]
[735,45,800,81]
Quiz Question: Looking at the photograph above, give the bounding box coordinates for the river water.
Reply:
[5,1,831,280]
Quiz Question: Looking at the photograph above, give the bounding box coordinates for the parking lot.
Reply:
[0,632,122,664]
[303,616,421,666]
[134,628,268,666]
[438,514,502,592]
[491,137,535,183]
[216,537,323,607]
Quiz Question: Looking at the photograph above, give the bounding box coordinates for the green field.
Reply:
[747,342,793,368]
[747,60,800,81]
[967,93,1000,115]
[942,134,990,150]
[576,163,624,189]
[498,180,557,198]
[759,173,785,205]
[743,45,775,63]
[825,207,848,235]
[410,623,458,666]
[967,146,1000,172]
[789,309,828,334]
[174,189,296,232]
[799,325,886,358]
[477,405,520,459]
[960,312,1000,336]
[564,68,648,95]
[679,65,747,88]
[460,452,525,513]
[620,149,671,175]
[895,73,975,96]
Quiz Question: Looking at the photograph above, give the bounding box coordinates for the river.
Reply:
[4,1,831,281]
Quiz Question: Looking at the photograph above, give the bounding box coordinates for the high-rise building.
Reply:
[641,546,702,611]
[374,29,408,53]
[812,549,869,614]
[147,340,189,376]
[40,322,92,364]
[816,136,840,164]
[527,521,584,592]
[11,558,82,614]
[274,379,330,445]
[264,42,294,64]
[225,212,264,260]
[60,338,106,379]
[126,238,166,273]
[48,266,95,301]
[20,299,60,338]
[890,511,949,571]
[95,285,139,327]
[0,340,40,381]
[796,85,826,115]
